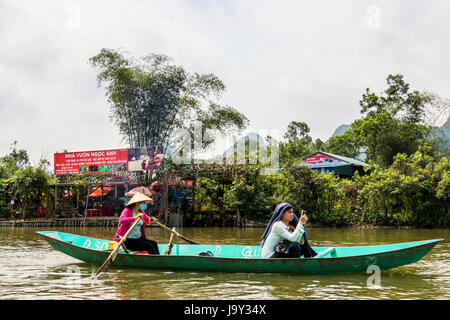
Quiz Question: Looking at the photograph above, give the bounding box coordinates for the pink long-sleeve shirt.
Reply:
[113,207,152,242]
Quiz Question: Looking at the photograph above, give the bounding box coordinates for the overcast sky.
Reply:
[1,0,450,167]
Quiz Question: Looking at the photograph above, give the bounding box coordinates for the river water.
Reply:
[0,226,448,300]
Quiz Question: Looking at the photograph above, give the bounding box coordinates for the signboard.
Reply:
[54,146,163,175]
[303,152,347,168]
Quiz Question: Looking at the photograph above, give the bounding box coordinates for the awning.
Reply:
[89,186,114,197]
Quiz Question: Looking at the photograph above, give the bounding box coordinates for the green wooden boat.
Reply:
[37,231,443,274]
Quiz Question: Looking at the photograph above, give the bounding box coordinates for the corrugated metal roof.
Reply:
[317,151,368,167]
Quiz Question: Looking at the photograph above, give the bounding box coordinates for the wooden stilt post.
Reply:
[53,184,57,218]
[163,176,169,225]
[236,207,241,227]
[84,185,89,226]
[101,184,104,217]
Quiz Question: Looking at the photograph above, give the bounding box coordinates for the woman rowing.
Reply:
[113,192,160,255]
[260,202,317,259]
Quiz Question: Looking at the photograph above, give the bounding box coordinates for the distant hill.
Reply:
[223,132,266,157]
[440,116,450,148]
[331,124,351,137]
[430,116,450,152]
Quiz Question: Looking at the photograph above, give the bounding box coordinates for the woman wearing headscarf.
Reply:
[113,191,160,255]
[260,202,317,259]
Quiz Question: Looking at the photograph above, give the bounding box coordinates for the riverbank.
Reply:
[0,217,267,228]
[0,217,447,229]
[0,217,118,228]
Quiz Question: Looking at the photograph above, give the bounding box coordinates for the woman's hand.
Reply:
[299,210,308,225]
[150,216,158,223]
[135,212,144,220]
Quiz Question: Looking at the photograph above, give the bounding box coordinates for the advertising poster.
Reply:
[127,146,164,172]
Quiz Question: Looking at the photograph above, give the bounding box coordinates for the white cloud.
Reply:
[1,0,450,167]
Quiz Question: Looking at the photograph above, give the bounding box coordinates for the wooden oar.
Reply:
[94,217,142,277]
[152,219,200,244]
[164,227,176,255]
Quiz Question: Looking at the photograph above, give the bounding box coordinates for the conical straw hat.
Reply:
[126,191,154,207]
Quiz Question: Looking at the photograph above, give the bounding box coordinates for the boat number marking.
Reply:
[214,246,222,256]
[82,239,109,250]
[83,239,91,248]
[241,246,261,258]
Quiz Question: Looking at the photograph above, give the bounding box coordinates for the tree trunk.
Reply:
[163,176,169,224]
[36,194,40,217]
[75,188,79,218]
[84,186,89,225]
[192,178,196,215]
[236,207,241,227]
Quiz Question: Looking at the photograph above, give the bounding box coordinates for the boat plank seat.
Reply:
[315,247,336,258]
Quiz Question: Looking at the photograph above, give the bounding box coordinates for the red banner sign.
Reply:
[54,146,164,175]
[303,152,346,167]
[54,149,128,175]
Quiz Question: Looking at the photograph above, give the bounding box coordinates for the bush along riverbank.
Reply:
[1,73,449,228]
[221,148,449,228]
[0,147,449,228]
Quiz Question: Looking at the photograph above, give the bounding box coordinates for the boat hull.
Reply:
[37,231,443,274]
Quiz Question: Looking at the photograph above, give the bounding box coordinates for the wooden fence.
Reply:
[0,217,119,228]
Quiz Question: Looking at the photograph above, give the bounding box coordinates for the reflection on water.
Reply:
[0,227,448,300]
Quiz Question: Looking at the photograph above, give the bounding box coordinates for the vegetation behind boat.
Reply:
[1,73,449,228]
[0,147,448,228]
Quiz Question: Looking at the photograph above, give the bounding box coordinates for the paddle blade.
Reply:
[95,248,119,276]
[179,235,200,245]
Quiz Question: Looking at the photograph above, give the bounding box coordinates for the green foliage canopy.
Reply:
[325,74,435,166]
[89,49,248,155]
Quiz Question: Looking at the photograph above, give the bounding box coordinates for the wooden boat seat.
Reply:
[315,247,336,258]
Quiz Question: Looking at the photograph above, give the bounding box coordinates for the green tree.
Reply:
[356,111,429,166]
[89,49,248,152]
[8,166,51,218]
[360,74,432,124]
[279,121,315,166]
[325,74,435,166]
[0,182,9,218]
[324,119,364,159]
[223,166,278,222]
[284,121,310,141]
[0,141,29,178]
[314,138,325,151]
[356,146,449,226]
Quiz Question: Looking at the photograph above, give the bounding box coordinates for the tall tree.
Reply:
[280,121,315,166]
[0,141,29,178]
[357,74,433,165]
[283,121,310,141]
[89,49,248,153]
[324,120,364,159]
[360,74,432,124]
[325,74,435,166]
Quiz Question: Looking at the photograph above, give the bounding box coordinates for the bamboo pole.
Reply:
[53,184,57,219]
[164,227,176,255]
[94,217,142,277]
[84,185,89,226]
[152,220,199,244]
